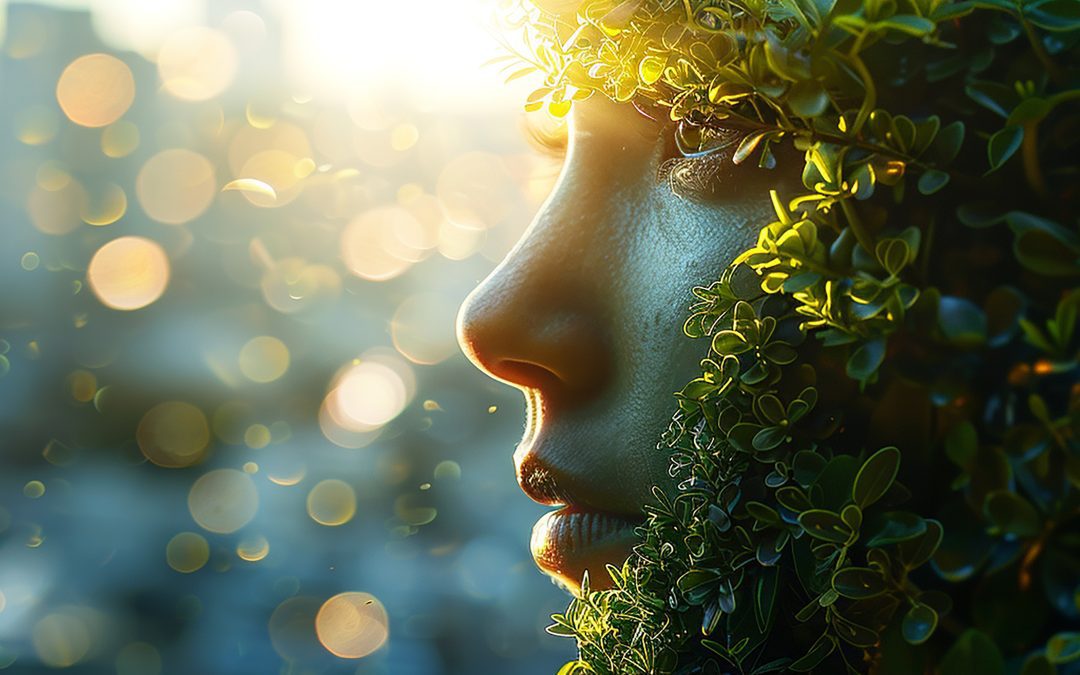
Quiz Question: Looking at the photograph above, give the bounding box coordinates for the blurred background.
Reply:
[0,0,575,672]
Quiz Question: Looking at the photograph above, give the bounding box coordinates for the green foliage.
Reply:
[497,0,1079,672]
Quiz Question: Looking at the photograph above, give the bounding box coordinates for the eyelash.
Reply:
[521,115,746,201]
[522,116,569,158]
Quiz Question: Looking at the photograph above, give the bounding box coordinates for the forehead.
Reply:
[569,96,671,146]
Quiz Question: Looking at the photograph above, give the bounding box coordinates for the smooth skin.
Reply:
[456,95,802,593]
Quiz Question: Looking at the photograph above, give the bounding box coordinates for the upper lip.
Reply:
[515,443,644,519]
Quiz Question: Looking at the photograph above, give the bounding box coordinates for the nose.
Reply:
[455,219,614,403]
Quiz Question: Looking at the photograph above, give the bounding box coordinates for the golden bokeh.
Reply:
[33,611,91,667]
[434,460,461,481]
[238,335,290,383]
[158,27,238,102]
[314,592,389,659]
[237,149,307,207]
[101,120,140,158]
[259,259,342,315]
[236,534,270,562]
[23,480,45,498]
[324,361,408,431]
[136,149,216,224]
[166,532,210,573]
[87,236,170,311]
[68,369,97,402]
[55,53,135,128]
[306,479,357,526]
[340,207,420,281]
[21,252,40,271]
[136,401,210,468]
[116,642,162,675]
[187,469,259,534]
[268,597,324,662]
[27,180,88,235]
[436,152,515,230]
[390,293,460,365]
[80,183,127,226]
[244,424,271,449]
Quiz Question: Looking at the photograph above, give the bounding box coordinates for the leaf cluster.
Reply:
[494,0,1080,672]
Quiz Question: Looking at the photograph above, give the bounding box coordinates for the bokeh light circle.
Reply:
[315,592,389,659]
[166,532,210,573]
[325,362,408,431]
[55,53,135,128]
[187,469,258,534]
[306,479,356,526]
[158,27,237,102]
[391,293,461,365]
[87,236,170,311]
[238,336,290,383]
[236,534,270,562]
[32,612,91,667]
[137,401,209,468]
[136,149,216,224]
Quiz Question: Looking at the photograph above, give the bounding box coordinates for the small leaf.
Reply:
[798,509,852,544]
[1047,632,1080,664]
[865,511,927,547]
[983,490,1041,537]
[831,566,888,599]
[898,519,944,569]
[876,14,936,36]
[846,338,886,382]
[853,446,901,508]
[917,169,950,195]
[789,633,837,671]
[902,603,938,645]
[940,630,1005,675]
[712,330,751,355]
[986,125,1023,173]
[733,131,770,165]
[938,296,988,347]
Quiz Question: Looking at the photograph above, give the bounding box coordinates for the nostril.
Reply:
[491,359,561,391]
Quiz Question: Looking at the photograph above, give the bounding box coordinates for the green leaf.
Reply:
[733,131,770,165]
[846,338,886,382]
[934,120,966,164]
[1021,654,1056,675]
[1007,97,1052,126]
[983,490,1041,537]
[865,511,927,547]
[876,14,936,35]
[902,603,938,645]
[1025,0,1080,31]
[898,519,944,569]
[712,330,751,355]
[789,632,837,671]
[945,422,978,468]
[986,125,1023,173]
[917,169,950,195]
[798,509,852,544]
[853,446,901,508]
[831,566,888,598]
[788,80,829,118]
[938,296,988,347]
[1047,632,1080,664]
[940,630,1005,675]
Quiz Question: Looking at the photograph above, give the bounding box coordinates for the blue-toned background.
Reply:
[0,1,574,672]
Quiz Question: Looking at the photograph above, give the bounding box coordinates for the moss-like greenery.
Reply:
[499,0,1079,672]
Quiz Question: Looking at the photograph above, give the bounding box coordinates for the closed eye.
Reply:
[521,113,569,159]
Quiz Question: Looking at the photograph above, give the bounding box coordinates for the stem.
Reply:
[1020,16,1065,86]
[1021,121,1048,199]
[839,199,876,256]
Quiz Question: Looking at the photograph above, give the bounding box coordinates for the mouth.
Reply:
[529,506,644,595]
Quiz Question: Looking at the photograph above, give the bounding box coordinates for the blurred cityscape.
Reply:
[0,1,574,673]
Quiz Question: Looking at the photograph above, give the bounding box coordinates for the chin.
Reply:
[529,506,643,595]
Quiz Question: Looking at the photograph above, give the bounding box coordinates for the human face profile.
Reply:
[457,96,801,594]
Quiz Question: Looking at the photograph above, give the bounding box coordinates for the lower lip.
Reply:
[530,507,643,593]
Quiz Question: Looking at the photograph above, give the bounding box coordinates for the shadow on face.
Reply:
[456,95,803,594]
